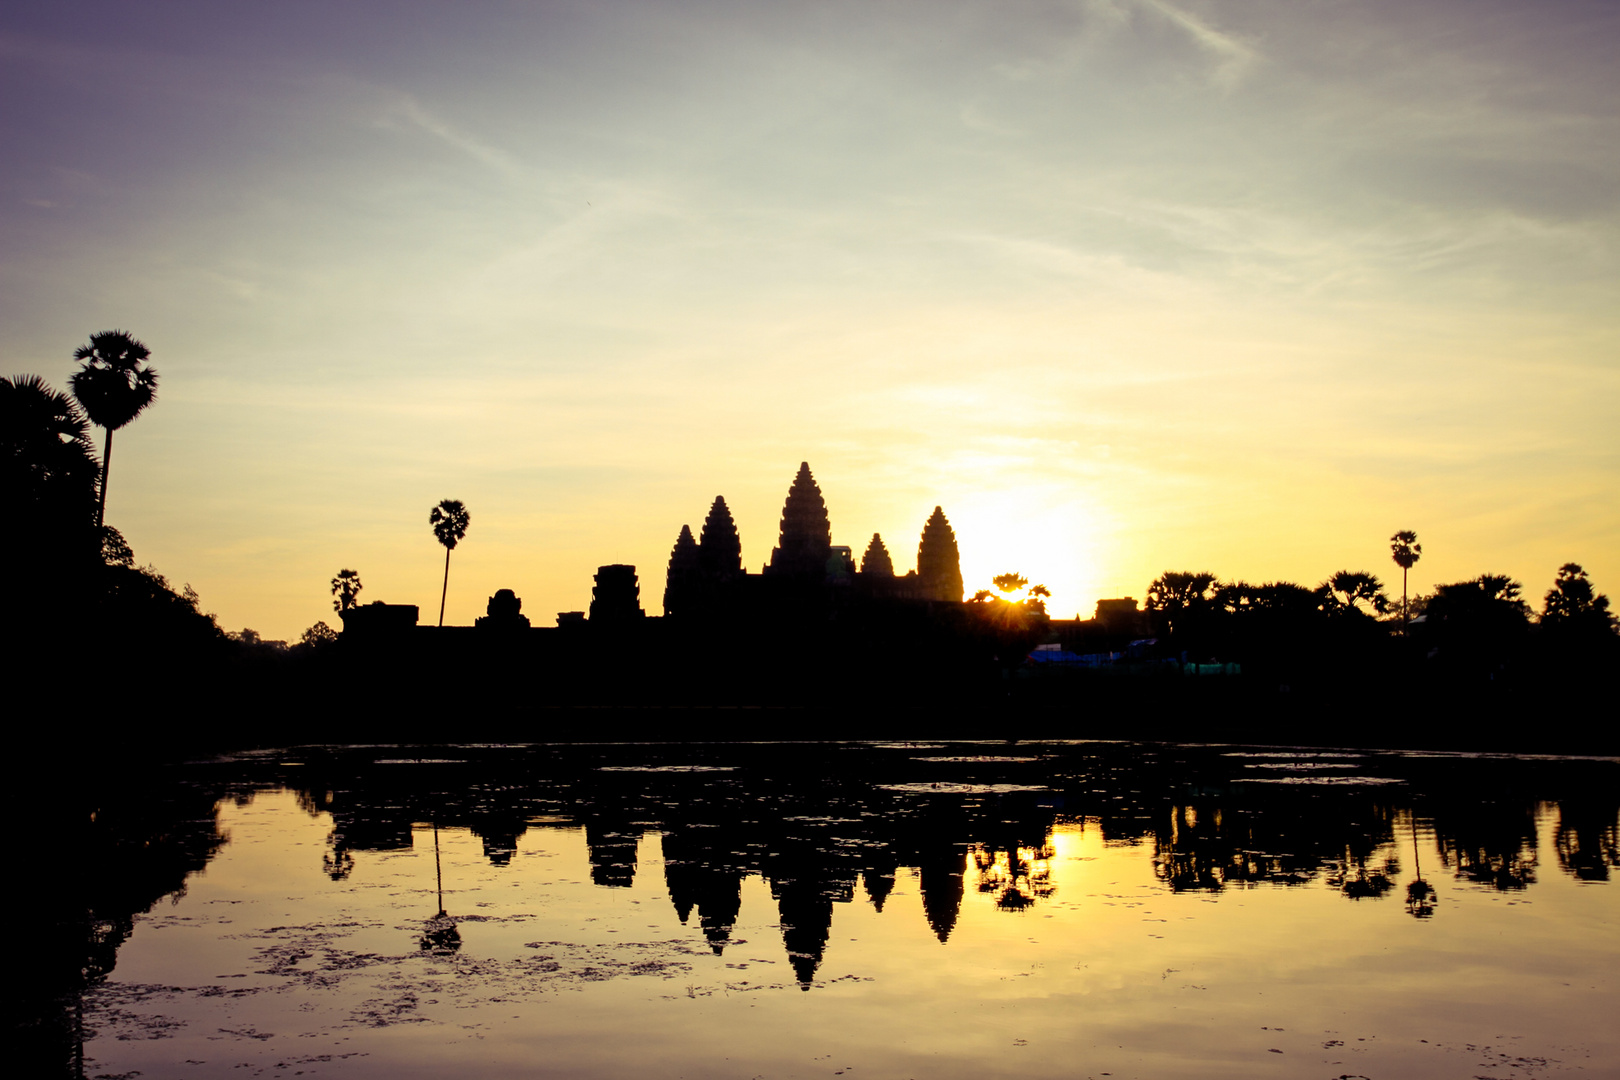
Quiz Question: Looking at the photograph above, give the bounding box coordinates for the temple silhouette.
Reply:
[336,461,996,708]
[317,457,1617,726]
[663,461,965,617]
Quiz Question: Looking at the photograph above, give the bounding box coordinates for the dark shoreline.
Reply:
[28,689,1620,769]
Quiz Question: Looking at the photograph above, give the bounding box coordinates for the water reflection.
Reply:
[1406,818,1437,918]
[419,822,462,953]
[23,742,1620,1079]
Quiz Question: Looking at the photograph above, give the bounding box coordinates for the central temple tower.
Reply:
[766,462,832,578]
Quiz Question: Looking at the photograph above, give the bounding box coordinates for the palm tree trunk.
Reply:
[438,546,451,627]
[1402,566,1409,634]
[434,821,445,916]
[95,426,112,530]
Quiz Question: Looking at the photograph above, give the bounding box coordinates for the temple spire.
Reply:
[767,462,832,577]
[698,497,742,577]
[664,524,699,616]
[860,533,894,577]
[917,507,963,602]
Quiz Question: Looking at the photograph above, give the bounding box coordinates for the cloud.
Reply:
[1134,0,1259,89]
[383,96,519,174]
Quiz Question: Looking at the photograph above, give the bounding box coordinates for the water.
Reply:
[42,742,1620,1078]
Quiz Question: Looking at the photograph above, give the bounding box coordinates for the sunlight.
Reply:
[952,486,1109,621]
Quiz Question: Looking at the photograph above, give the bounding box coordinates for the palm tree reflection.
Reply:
[1405,812,1436,919]
[420,820,462,953]
[973,844,1056,912]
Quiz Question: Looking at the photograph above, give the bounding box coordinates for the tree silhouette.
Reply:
[1390,530,1421,633]
[984,573,1048,614]
[1145,571,1218,636]
[860,533,894,577]
[1213,580,1321,617]
[1422,574,1532,674]
[299,621,338,648]
[970,573,1050,671]
[69,331,158,529]
[1327,571,1390,616]
[429,499,470,627]
[1541,563,1614,635]
[2,374,101,539]
[100,525,135,567]
[1427,575,1528,620]
[992,573,1029,595]
[1476,574,1528,612]
[331,568,363,612]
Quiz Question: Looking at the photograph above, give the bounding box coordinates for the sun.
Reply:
[950,488,1110,622]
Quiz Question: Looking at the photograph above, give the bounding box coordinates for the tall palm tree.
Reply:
[1,374,101,546]
[69,330,159,529]
[1390,530,1421,632]
[429,499,470,627]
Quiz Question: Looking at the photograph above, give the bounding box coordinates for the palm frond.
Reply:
[69,330,159,432]
[429,498,471,549]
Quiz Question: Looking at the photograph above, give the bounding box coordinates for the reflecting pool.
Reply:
[37,742,1620,1078]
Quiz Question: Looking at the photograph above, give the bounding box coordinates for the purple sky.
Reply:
[4,0,1617,637]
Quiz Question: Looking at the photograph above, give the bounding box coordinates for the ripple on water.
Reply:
[597,765,740,772]
[1235,775,1406,786]
[877,782,1052,793]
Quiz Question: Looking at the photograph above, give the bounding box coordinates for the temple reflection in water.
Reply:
[26,742,1620,1078]
[247,744,1618,984]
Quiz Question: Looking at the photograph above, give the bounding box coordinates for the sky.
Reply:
[3,0,1616,639]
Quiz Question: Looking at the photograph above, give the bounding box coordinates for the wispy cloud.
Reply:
[383,96,518,174]
[1135,0,1259,89]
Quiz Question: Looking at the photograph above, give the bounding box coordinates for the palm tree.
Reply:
[2,374,99,506]
[1328,570,1390,616]
[1390,531,1421,632]
[429,499,470,627]
[331,568,363,612]
[1145,570,1218,637]
[992,572,1030,595]
[1542,563,1613,634]
[2,374,103,566]
[69,331,159,530]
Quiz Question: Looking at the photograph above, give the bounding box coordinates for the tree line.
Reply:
[2,333,232,663]
[1142,529,1612,639]
[1127,530,1614,699]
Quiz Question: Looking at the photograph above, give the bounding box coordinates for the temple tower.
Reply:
[697,496,742,578]
[589,564,644,622]
[917,506,964,602]
[664,524,700,616]
[767,462,831,578]
[860,533,894,577]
